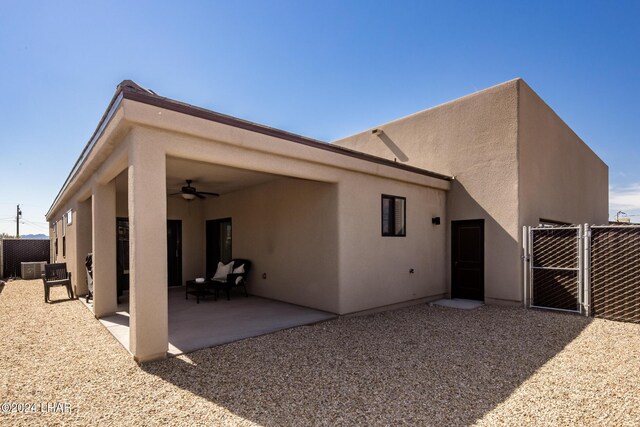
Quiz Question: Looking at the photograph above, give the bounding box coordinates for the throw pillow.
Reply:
[212,261,234,280]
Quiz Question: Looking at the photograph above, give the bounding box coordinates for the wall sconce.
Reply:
[432,217,441,225]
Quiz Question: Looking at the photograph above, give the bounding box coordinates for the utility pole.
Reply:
[16,204,22,238]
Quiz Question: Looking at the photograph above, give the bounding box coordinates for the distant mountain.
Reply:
[20,234,49,239]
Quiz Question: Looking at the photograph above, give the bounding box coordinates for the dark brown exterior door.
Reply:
[116,217,130,296]
[206,218,232,278]
[167,220,182,287]
[452,219,484,301]
[116,218,182,288]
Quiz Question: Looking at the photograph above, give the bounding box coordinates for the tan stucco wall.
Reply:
[127,139,169,362]
[205,177,340,313]
[334,80,520,303]
[518,80,609,227]
[92,180,118,317]
[203,174,446,315]
[337,176,447,313]
[49,217,62,263]
[49,203,81,294]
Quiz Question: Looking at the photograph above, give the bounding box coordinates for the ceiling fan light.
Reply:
[181,193,196,201]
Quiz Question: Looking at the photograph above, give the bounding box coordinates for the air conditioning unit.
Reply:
[21,262,47,280]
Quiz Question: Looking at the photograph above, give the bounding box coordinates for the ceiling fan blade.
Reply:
[198,191,220,197]
[168,192,183,196]
[195,193,206,199]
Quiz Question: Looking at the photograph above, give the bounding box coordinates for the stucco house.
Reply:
[47,78,607,361]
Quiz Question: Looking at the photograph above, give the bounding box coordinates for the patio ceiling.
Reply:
[114,157,284,196]
[166,157,283,196]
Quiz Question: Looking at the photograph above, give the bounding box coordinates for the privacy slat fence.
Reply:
[0,239,51,279]
[524,225,640,323]
[590,226,640,323]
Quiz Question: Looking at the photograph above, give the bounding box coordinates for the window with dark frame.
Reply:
[53,222,58,257]
[62,216,66,258]
[381,194,406,236]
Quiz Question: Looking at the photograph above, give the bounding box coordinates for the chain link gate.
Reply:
[524,224,640,323]
[523,225,585,314]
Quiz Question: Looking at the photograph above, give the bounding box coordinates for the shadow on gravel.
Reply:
[46,298,77,305]
[141,305,591,426]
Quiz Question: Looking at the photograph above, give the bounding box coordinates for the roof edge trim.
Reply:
[121,89,453,182]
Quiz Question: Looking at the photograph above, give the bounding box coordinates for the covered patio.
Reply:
[70,133,342,362]
[84,288,335,356]
[79,152,340,361]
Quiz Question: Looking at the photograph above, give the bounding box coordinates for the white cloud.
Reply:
[609,183,640,218]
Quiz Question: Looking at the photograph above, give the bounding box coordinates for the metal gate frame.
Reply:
[523,225,586,315]
[524,223,640,322]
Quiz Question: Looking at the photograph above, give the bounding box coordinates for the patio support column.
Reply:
[128,139,168,362]
[92,180,117,318]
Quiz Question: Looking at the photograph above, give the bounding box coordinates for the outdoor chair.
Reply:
[212,259,252,300]
[43,263,74,303]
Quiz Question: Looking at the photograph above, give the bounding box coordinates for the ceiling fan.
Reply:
[170,180,219,200]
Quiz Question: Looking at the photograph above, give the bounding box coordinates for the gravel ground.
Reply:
[1,279,639,426]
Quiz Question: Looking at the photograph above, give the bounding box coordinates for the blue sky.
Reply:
[0,0,638,235]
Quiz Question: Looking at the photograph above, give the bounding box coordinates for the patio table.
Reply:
[185,279,214,304]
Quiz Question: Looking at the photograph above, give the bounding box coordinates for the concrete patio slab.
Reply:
[89,287,336,356]
[430,298,484,310]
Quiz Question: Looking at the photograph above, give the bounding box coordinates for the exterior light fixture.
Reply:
[432,217,441,225]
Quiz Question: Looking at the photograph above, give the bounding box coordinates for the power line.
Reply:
[20,218,49,224]
[0,217,48,222]
[20,219,49,232]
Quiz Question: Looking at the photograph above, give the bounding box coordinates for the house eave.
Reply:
[47,81,453,220]
[120,89,453,182]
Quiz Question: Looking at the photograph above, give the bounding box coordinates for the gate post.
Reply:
[522,226,529,308]
[578,224,584,315]
[583,223,591,317]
